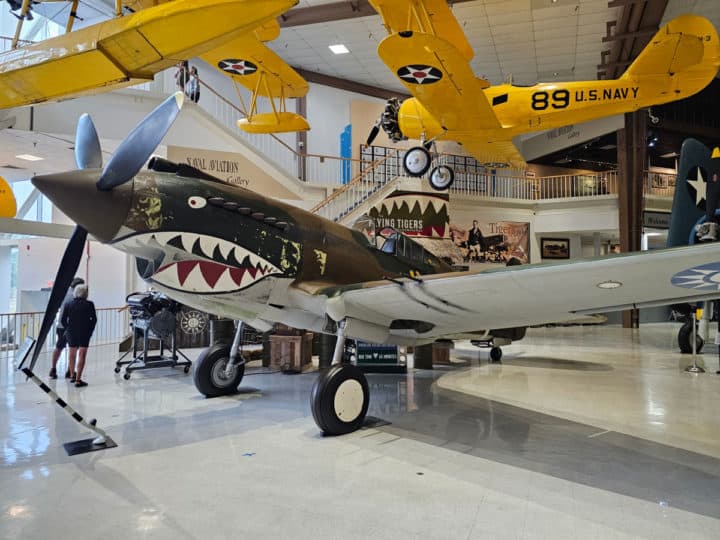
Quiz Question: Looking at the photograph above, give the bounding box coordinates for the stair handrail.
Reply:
[196,76,371,182]
[309,148,402,215]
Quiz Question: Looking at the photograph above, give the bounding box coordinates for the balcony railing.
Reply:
[0,307,130,359]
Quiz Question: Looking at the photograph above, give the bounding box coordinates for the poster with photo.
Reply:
[449,220,530,266]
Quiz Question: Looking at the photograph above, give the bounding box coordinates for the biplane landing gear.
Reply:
[311,321,369,435]
[490,346,503,363]
[471,339,504,363]
[678,319,704,354]
[429,165,455,190]
[403,146,431,177]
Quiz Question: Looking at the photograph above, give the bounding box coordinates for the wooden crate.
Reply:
[269,334,312,372]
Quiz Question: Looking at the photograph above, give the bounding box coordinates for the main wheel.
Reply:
[403,146,431,177]
[429,165,455,190]
[193,344,245,397]
[678,321,704,354]
[490,346,503,362]
[311,363,369,435]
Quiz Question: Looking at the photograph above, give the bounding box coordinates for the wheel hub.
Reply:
[210,357,236,387]
[333,379,364,422]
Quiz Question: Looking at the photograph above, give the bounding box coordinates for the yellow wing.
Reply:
[0,176,17,218]
[377,32,524,166]
[368,0,473,61]
[200,21,309,133]
[0,0,298,109]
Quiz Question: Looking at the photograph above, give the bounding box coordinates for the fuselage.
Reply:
[104,164,451,333]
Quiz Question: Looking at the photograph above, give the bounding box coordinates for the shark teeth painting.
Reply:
[114,232,282,293]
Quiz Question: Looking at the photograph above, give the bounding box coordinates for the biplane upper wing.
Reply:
[369,0,473,61]
[377,30,525,167]
[199,20,309,133]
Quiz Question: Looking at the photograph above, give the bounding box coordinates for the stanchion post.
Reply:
[685,311,705,374]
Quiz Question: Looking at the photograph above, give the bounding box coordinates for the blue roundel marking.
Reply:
[672,262,720,291]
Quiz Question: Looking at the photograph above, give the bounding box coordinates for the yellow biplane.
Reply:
[0,0,309,133]
[367,0,720,190]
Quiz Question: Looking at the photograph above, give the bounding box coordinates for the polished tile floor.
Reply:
[1,323,720,539]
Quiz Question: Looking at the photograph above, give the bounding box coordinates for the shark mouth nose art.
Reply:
[116,232,282,293]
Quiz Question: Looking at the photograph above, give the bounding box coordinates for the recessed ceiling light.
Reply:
[16,154,43,161]
[329,44,350,55]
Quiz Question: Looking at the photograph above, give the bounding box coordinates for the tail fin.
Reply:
[667,139,718,247]
[0,176,16,218]
[622,15,720,103]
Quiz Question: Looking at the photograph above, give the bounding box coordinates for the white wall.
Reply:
[0,246,13,313]
[16,237,127,309]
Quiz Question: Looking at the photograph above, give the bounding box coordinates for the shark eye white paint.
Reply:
[188,196,207,209]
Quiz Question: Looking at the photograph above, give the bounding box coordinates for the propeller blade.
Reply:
[26,225,88,372]
[74,114,102,170]
[367,124,380,146]
[97,92,184,191]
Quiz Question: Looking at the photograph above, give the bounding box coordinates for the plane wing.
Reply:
[319,244,720,340]
[199,20,309,133]
[376,30,525,167]
[368,0,474,61]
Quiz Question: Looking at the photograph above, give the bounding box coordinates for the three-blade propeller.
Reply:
[26,92,184,371]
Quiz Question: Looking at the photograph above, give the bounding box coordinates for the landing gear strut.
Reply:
[311,321,370,435]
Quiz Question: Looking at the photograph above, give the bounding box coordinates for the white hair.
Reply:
[73,284,88,299]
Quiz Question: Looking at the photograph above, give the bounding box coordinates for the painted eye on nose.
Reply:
[188,196,207,209]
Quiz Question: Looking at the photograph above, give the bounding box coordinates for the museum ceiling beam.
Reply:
[598,0,669,79]
[279,0,476,27]
[293,67,409,100]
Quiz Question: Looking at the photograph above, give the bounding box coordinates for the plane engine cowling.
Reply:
[397,97,444,141]
[368,97,445,146]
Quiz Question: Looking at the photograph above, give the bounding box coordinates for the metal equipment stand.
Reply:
[115,319,192,379]
[685,311,705,374]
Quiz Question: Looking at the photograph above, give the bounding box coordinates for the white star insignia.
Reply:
[686,166,707,207]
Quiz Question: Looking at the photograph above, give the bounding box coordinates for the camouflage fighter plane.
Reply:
[27,93,720,435]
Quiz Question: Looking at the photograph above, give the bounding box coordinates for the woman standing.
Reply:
[186,66,200,103]
[61,284,97,387]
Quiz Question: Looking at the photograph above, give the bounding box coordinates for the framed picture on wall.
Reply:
[541,237,570,259]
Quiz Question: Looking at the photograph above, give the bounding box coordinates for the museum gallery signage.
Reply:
[166,146,297,199]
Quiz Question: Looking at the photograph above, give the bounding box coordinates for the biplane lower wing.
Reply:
[200,27,309,134]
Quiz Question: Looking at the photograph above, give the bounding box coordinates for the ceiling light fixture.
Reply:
[16,154,43,161]
[329,44,350,55]
[597,280,622,289]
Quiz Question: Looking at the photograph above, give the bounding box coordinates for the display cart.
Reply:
[114,292,192,379]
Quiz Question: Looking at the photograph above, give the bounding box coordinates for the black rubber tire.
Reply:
[403,146,431,177]
[123,372,131,380]
[490,346,503,362]
[114,366,121,374]
[428,165,455,191]
[678,321,704,354]
[183,365,190,374]
[193,344,245,397]
[311,363,369,435]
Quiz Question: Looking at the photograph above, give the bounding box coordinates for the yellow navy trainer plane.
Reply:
[366,0,720,189]
[0,0,309,133]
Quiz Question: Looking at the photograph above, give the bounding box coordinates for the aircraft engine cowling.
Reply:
[368,97,445,146]
[397,98,444,141]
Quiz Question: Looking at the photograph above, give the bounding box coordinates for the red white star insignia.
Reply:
[218,59,258,76]
[397,65,443,85]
